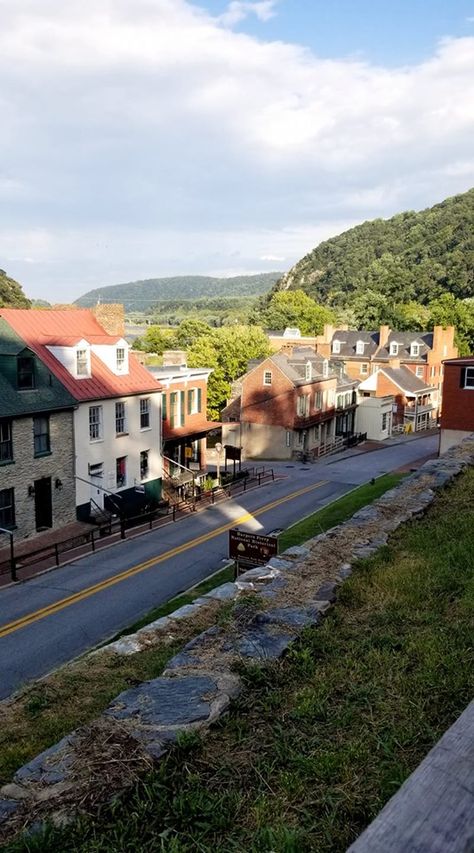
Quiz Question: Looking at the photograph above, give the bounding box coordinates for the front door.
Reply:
[34,477,52,530]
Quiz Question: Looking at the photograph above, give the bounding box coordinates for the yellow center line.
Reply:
[0,479,328,639]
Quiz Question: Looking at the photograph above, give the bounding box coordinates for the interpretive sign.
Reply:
[229,528,278,571]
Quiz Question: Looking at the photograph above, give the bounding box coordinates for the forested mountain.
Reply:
[274,189,474,308]
[0,270,31,308]
[76,273,282,312]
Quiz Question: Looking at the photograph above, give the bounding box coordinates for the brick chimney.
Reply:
[322,323,334,343]
[90,303,125,337]
[432,324,455,352]
[379,325,391,349]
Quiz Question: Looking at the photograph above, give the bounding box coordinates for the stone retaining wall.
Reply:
[1,436,473,840]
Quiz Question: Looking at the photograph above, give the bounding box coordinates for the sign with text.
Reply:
[229,528,278,568]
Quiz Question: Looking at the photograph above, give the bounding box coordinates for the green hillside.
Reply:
[274,188,474,308]
[75,273,282,312]
[0,270,31,308]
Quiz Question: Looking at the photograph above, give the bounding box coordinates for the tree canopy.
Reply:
[253,289,335,334]
[0,270,31,308]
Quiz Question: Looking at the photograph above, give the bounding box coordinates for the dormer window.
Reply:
[76,348,90,377]
[332,340,341,354]
[17,356,35,390]
[410,342,420,358]
[356,340,364,355]
[389,342,398,356]
[305,361,312,381]
[116,347,126,372]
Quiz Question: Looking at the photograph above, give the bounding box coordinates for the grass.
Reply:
[11,466,474,853]
[278,473,405,551]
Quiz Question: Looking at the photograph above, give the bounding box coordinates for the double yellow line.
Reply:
[0,479,327,640]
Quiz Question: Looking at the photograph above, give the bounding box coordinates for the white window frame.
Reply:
[322,360,329,377]
[410,343,420,357]
[89,405,103,441]
[464,367,474,388]
[314,390,322,410]
[389,342,398,356]
[115,401,127,435]
[332,340,341,354]
[263,370,272,386]
[116,347,126,372]
[305,362,312,381]
[356,340,364,355]
[285,431,292,447]
[416,366,424,378]
[140,398,151,429]
[360,363,369,375]
[76,348,90,377]
[296,395,309,416]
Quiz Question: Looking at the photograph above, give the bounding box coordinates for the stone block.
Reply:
[168,603,201,621]
[164,651,204,671]
[254,606,320,630]
[14,735,76,787]
[203,582,238,601]
[314,581,338,603]
[266,557,294,571]
[107,675,221,727]
[0,798,19,826]
[280,545,311,560]
[231,626,294,660]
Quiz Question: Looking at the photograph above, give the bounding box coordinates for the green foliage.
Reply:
[254,289,335,334]
[170,317,212,348]
[76,273,282,312]
[427,293,474,354]
[133,325,173,354]
[274,188,474,311]
[0,270,31,308]
[187,325,271,419]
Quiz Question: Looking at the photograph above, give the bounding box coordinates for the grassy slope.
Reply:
[15,467,474,853]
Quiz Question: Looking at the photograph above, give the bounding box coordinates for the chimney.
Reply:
[389,357,401,370]
[379,325,390,349]
[322,323,334,344]
[432,324,454,352]
[91,303,125,337]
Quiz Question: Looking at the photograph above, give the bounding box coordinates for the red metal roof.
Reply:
[0,308,161,401]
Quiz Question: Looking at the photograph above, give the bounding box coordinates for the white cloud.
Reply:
[0,2,473,299]
[218,1,278,27]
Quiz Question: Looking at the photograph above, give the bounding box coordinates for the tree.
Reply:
[255,290,335,334]
[187,325,271,419]
[171,318,212,348]
[0,270,31,308]
[133,325,170,354]
[428,294,474,354]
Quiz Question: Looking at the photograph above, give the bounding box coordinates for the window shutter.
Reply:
[162,394,167,420]
[187,389,192,415]
[197,388,202,413]
[460,367,466,388]
[180,390,185,425]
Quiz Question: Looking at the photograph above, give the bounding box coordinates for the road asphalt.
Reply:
[0,434,438,699]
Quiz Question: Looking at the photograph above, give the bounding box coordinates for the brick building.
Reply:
[358,361,438,431]
[0,308,163,524]
[0,318,77,540]
[439,357,474,453]
[222,347,357,460]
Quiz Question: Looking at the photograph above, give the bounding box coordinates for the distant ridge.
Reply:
[75,273,282,312]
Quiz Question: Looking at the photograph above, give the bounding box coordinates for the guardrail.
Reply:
[0,467,275,582]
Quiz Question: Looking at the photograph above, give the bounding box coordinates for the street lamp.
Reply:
[0,527,16,582]
[215,442,223,485]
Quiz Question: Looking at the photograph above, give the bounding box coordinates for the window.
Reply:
[431,366,436,378]
[76,348,89,376]
[345,392,352,407]
[115,401,126,434]
[263,370,272,386]
[140,398,150,429]
[332,340,341,354]
[0,420,13,462]
[33,416,50,456]
[116,456,127,488]
[322,360,329,377]
[197,387,202,413]
[296,395,309,416]
[0,488,15,528]
[296,431,303,445]
[314,390,322,409]
[88,462,103,478]
[416,366,424,378]
[17,356,35,390]
[410,343,420,357]
[361,363,369,375]
[116,347,126,372]
[389,342,398,356]
[356,340,364,355]
[89,405,103,441]
[464,367,474,388]
[187,388,198,414]
[140,450,149,480]
[170,392,178,429]
[382,413,388,431]
[337,394,344,408]
[180,390,185,426]
[305,362,312,381]
[162,394,167,421]
[313,425,320,441]
[285,431,292,447]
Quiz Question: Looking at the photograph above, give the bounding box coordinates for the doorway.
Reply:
[34,476,52,530]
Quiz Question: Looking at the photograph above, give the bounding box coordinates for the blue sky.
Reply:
[1,0,474,300]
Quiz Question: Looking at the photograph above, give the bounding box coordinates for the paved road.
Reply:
[0,435,437,699]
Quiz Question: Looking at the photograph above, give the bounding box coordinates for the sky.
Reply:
[1,0,474,302]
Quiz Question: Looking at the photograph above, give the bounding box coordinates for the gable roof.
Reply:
[0,308,161,402]
[379,365,434,395]
[331,330,379,358]
[375,332,433,362]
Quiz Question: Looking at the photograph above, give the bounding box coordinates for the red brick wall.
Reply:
[440,364,474,431]
[241,360,336,428]
[162,378,209,438]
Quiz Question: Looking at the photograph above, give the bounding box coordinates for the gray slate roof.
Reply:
[332,329,433,362]
[381,365,434,395]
